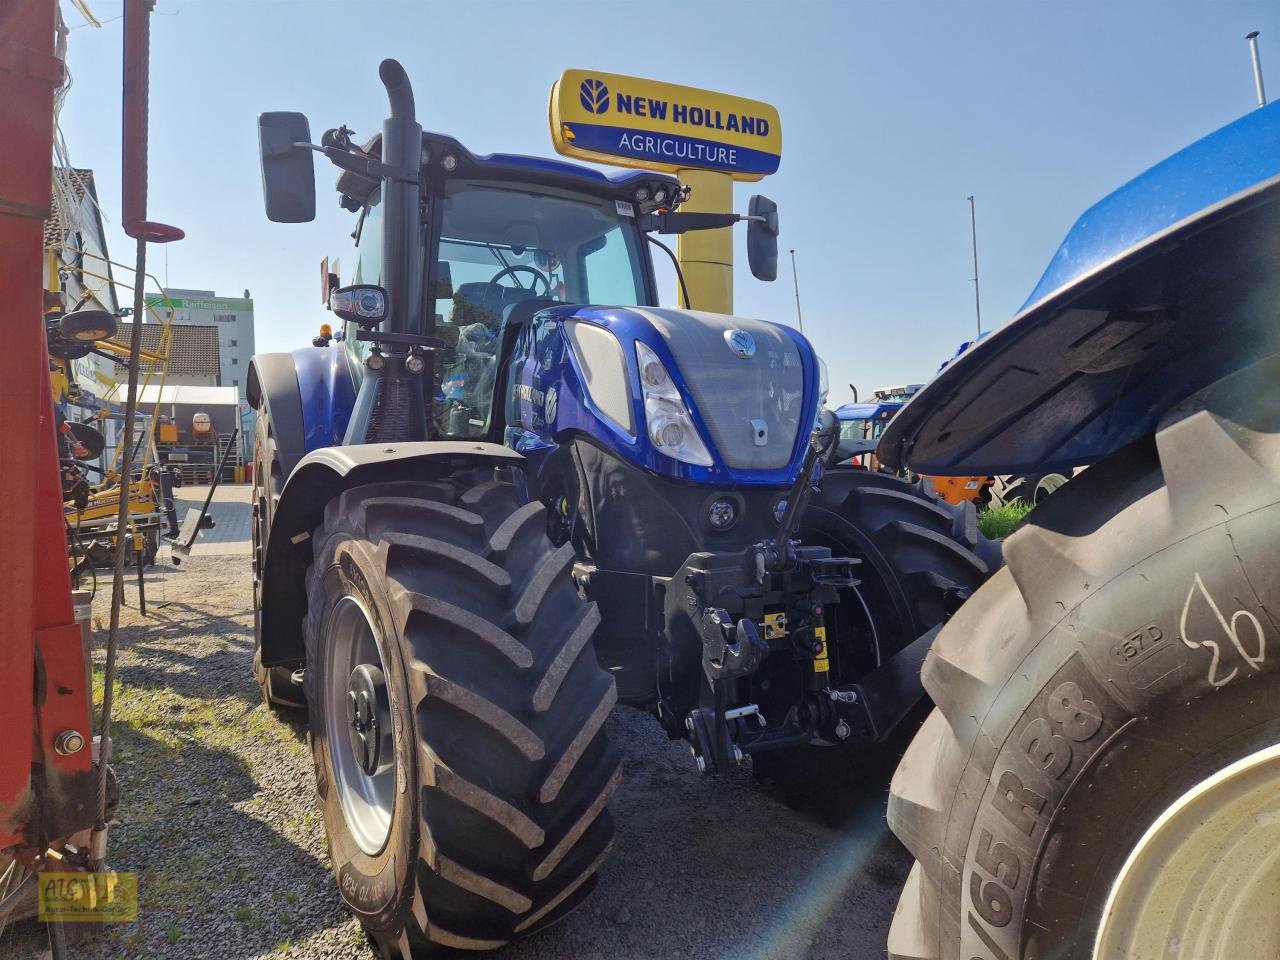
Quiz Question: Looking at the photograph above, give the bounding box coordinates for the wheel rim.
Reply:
[326,595,397,856]
[1094,742,1280,960]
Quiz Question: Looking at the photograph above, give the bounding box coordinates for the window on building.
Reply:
[231,357,238,365]
[233,378,239,387]
[229,339,237,347]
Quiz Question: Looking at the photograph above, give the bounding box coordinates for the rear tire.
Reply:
[305,475,618,955]
[987,471,1069,509]
[887,356,1280,960]
[752,469,1001,806]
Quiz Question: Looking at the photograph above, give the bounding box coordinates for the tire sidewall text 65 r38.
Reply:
[888,356,1280,960]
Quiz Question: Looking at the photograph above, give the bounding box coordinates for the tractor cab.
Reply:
[320,128,778,443]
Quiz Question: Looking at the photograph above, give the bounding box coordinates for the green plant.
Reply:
[234,906,254,923]
[166,925,183,945]
[978,499,1035,539]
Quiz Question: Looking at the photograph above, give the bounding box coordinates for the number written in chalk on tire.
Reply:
[1179,573,1266,688]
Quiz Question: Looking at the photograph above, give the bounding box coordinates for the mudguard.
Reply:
[257,441,525,668]
[880,101,1280,476]
[247,347,359,476]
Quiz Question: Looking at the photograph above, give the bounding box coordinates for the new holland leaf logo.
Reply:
[579,78,609,114]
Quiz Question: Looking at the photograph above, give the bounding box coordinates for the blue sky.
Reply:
[59,0,1277,404]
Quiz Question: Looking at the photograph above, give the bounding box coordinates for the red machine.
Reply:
[1,0,180,942]
[0,0,97,867]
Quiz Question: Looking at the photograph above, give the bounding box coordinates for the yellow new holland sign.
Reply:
[549,69,782,182]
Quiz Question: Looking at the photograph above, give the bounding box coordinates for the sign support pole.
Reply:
[675,169,734,313]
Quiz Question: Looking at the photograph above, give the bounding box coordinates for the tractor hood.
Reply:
[879,101,1280,476]
[549,305,820,486]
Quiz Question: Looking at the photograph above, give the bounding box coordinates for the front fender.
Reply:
[880,103,1280,477]
[258,441,525,668]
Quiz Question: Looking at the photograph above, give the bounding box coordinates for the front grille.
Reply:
[638,309,807,471]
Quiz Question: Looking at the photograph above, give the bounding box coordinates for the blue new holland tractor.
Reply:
[250,61,996,955]
[881,100,1280,959]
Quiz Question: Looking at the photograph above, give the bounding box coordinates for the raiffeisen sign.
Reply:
[549,69,782,181]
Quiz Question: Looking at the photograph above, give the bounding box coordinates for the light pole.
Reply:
[789,248,804,334]
[1247,31,1267,108]
[967,195,982,338]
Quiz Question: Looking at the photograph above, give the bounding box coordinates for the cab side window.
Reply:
[345,200,383,357]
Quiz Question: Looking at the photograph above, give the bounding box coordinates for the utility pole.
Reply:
[789,248,804,334]
[1247,31,1267,108]
[967,195,982,337]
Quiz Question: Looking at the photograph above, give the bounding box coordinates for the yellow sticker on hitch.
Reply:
[38,871,138,923]
[763,612,788,640]
[813,626,830,673]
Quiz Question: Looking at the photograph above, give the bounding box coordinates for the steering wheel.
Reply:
[487,264,551,297]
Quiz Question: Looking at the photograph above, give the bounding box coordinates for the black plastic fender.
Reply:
[246,353,307,479]
[257,441,526,668]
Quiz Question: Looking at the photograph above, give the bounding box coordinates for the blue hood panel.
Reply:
[880,103,1280,476]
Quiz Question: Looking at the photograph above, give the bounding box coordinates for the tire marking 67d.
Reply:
[1179,573,1266,688]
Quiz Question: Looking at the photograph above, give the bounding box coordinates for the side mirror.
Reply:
[258,111,316,223]
[747,195,779,282]
[329,284,388,327]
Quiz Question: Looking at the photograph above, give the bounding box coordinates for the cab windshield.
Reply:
[432,180,650,436]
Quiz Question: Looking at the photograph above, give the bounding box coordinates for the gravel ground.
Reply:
[2,545,910,960]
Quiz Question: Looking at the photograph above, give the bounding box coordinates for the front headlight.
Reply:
[814,356,830,428]
[635,340,713,466]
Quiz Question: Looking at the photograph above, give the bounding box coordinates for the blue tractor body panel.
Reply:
[292,346,358,453]
[504,305,819,490]
[463,148,678,191]
[879,102,1280,476]
[834,401,900,424]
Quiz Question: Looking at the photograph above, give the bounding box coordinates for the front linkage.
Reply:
[663,417,865,773]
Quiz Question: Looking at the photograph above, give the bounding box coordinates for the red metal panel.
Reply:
[121,0,149,234]
[0,0,94,850]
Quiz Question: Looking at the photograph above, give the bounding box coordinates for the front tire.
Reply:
[305,476,618,955]
[887,357,1280,960]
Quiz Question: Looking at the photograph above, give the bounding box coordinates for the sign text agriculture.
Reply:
[549,70,782,181]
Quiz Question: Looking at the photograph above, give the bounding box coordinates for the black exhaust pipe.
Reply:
[347,59,429,443]
[378,58,423,341]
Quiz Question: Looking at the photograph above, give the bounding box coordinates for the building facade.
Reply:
[147,287,256,403]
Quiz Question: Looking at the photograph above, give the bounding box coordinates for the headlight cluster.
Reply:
[635,341,713,466]
[815,356,830,429]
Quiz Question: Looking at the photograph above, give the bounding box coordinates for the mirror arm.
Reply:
[293,142,418,184]
[639,211,742,235]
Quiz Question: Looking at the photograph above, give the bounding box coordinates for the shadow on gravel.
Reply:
[71,718,339,958]
[506,707,913,960]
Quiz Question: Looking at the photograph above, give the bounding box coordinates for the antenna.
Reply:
[967,195,982,337]
[789,248,804,334]
[1247,31,1267,108]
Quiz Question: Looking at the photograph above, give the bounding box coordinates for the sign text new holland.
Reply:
[550,70,782,181]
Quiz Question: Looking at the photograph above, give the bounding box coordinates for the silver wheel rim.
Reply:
[1094,741,1280,960]
[326,595,397,856]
